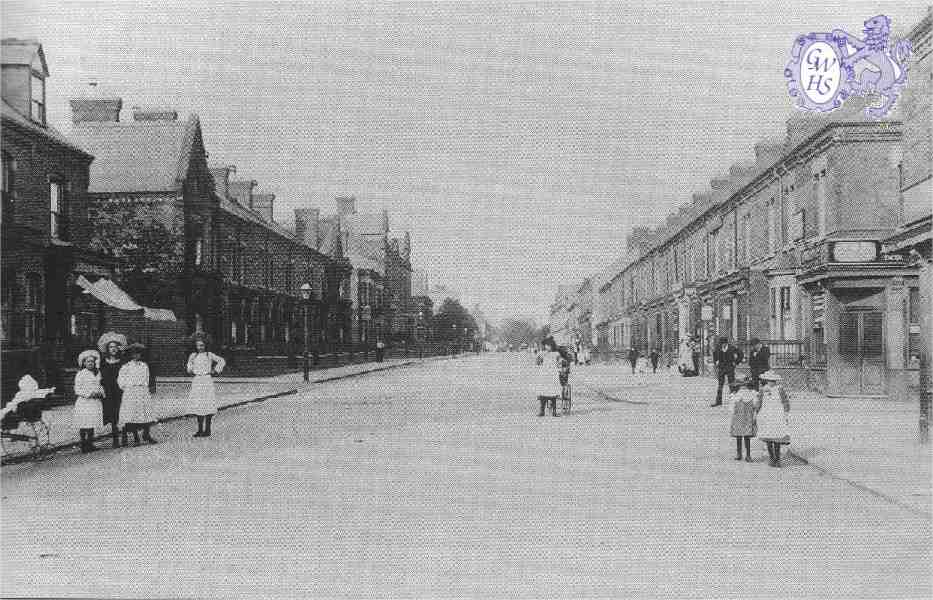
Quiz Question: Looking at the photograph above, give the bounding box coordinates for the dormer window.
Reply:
[30,73,45,125]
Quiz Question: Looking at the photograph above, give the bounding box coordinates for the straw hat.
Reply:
[125,342,146,356]
[77,349,101,368]
[97,331,128,354]
[759,370,782,381]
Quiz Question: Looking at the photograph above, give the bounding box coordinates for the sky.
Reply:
[2,0,929,325]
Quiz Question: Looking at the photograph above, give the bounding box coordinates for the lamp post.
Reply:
[300,283,312,382]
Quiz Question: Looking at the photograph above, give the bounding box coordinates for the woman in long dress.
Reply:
[73,350,105,453]
[99,340,124,447]
[186,337,226,437]
[534,338,563,417]
[118,343,158,445]
[756,370,790,467]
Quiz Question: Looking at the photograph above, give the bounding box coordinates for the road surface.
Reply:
[2,353,930,598]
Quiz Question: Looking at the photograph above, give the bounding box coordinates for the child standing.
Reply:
[118,343,158,445]
[728,379,759,462]
[756,370,790,467]
[73,350,105,453]
[186,337,226,437]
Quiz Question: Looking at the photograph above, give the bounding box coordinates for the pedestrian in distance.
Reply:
[98,335,126,448]
[678,338,696,377]
[375,339,385,362]
[728,378,758,462]
[74,349,105,454]
[186,336,226,438]
[748,338,770,390]
[627,346,639,374]
[649,348,661,373]
[756,370,790,467]
[690,335,701,375]
[118,343,158,445]
[711,337,743,407]
[534,337,562,417]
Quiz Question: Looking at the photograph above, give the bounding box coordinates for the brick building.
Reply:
[1,39,115,399]
[70,98,351,373]
[582,9,931,398]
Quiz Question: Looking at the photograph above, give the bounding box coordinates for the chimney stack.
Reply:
[753,139,786,171]
[295,208,321,248]
[336,196,356,216]
[70,96,122,124]
[251,192,275,222]
[132,107,178,121]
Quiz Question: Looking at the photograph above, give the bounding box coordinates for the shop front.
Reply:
[799,240,917,398]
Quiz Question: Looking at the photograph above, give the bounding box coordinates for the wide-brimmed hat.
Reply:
[97,331,128,354]
[125,342,146,355]
[759,370,782,381]
[750,337,761,346]
[77,349,101,368]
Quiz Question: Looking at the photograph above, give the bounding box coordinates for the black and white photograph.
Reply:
[1,1,931,597]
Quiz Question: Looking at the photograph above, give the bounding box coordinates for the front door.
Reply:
[838,309,885,396]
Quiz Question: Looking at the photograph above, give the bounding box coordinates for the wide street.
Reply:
[2,353,930,599]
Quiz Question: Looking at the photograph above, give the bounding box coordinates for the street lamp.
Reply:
[300,283,312,382]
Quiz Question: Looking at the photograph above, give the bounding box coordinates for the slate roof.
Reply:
[1,99,91,157]
[70,114,200,193]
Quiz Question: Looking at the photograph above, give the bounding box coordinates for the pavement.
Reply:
[2,353,930,598]
[573,362,933,516]
[1,355,454,462]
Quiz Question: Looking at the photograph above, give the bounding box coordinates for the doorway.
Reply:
[837,309,885,396]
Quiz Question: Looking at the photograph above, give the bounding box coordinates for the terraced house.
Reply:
[70,96,352,373]
[584,11,931,399]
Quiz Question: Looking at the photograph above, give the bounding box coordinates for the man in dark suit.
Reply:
[748,337,770,390]
[712,336,743,406]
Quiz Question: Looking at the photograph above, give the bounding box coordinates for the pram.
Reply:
[1,377,55,461]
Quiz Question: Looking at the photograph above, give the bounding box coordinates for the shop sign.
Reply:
[831,240,879,263]
[701,305,714,321]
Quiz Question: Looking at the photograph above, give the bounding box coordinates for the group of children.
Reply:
[728,370,791,467]
[72,336,226,453]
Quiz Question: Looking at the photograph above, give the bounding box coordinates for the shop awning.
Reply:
[76,275,177,322]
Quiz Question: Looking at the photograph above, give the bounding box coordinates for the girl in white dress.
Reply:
[118,343,158,445]
[756,370,790,467]
[186,338,226,437]
[534,338,563,417]
[73,349,105,453]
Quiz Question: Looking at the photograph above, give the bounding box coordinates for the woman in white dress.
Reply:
[73,349,105,453]
[118,343,158,445]
[187,337,226,437]
[535,337,563,417]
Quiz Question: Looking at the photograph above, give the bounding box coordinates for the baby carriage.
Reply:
[1,376,55,461]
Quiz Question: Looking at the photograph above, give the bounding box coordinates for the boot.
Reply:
[735,438,743,460]
[112,426,121,448]
[193,416,205,437]
[773,446,781,468]
[203,415,212,437]
[549,397,559,417]
[538,397,546,417]
[79,430,88,454]
[120,427,128,446]
[86,429,98,452]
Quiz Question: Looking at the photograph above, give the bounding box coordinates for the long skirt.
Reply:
[73,397,103,429]
[120,386,156,425]
[187,375,218,416]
